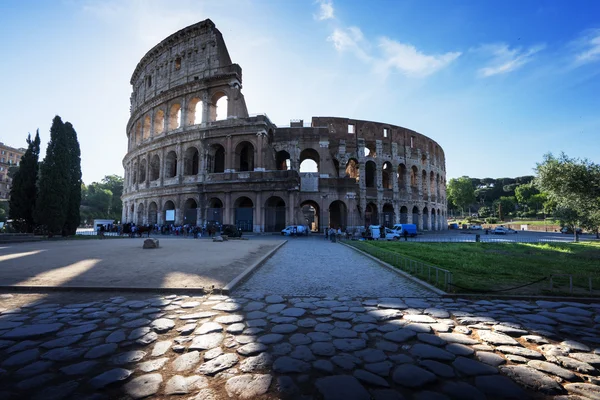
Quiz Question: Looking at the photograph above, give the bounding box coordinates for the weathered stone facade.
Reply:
[122,19,447,232]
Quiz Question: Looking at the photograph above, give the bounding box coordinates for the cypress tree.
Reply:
[9,131,41,232]
[62,122,82,236]
[35,116,70,236]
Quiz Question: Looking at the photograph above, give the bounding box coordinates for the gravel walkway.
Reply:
[236,237,435,297]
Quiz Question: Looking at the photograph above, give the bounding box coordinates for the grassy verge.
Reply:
[345,240,600,296]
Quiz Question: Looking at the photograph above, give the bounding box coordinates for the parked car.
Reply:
[221,224,242,237]
[506,228,518,234]
[448,223,459,230]
[469,225,483,230]
[561,226,583,234]
[492,226,508,235]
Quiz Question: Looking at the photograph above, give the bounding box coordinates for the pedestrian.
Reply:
[325,226,329,240]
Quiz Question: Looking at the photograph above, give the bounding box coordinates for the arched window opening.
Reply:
[365,143,376,158]
[175,57,182,71]
[148,202,158,225]
[130,204,135,222]
[299,148,320,173]
[265,196,286,232]
[329,200,348,230]
[139,159,147,183]
[431,208,437,231]
[153,109,165,135]
[400,206,408,224]
[345,159,359,180]
[382,203,394,228]
[165,151,177,178]
[168,103,181,130]
[132,163,138,185]
[137,203,145,225]
[142,115,151,140]
[430,171,435,198]
[184,198,198,225]
[163,200,176,223]
[234,197,254,232]
[184,147,199,175]
[235,141,255,172]
[422,170,428,197]
[421,154,427,166]
[207,198,223,225]
[209,144,225,173]
[410,166,418,187]
[365,161,376,188]
[276,151,291,171]
[365,202,378,226]
[412,206,420,229]
[301,200,320,232]
[187,97,202,126]
[423,207,429,230]
[398,164,407,188]
[135,122,141,144]
[382,162,393,189]
[216,96,228,121]
[332,159,340,178]
[150,155,160,181]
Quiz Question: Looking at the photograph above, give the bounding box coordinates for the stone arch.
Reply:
[165,151,177,178]
[137,202,145,225]
[184,198,198,225]
[299,148,320,172]
[329,200,347,230]
[184,146,199,175]
[421,153,427,166]
[234,196,254,232]
[436,173,441,199]
[364,143,376,158]
[139,159,147,183]
[332,158,340,178]
[132,161,138,185]
[398,164,407,188]
[150,154,160,181]
[187,97,203,126]
[276,150,291,170]
[382,162,393,189]
[412,206,420,229]
[211,91,228,121]
[382,203,394,228]
[422,170,428,196]
[168,103,181,130]
[431,208,437,231]
[411,166,418,187]
[135,122,141,144]
[148,202,158,225]
[423,206,429,230]
[235,141,255,172]
[430,171,435,199]
[129,204,134,222]
[345,158,359,180]
[163,200,176,223]
[265,196,286,232]
[437,209,442,230]
[208,144,225,173]
[365,160,376,188]
[153,109,165,135]
[400,206,408,224]
[301,200,320,232]
[142,115,151,141]
[207,197,223,225]
[365,202,378,226]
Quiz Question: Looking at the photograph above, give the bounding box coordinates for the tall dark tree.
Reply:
[35,116,71,236]
[62,122,82,235]
[9,131,41,232]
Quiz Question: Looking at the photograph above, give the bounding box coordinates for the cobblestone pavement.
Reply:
[1,292,600,399]
[236,238,435,298]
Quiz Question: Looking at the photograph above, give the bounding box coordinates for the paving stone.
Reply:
[495,345,544,359]
[453,356,498,376]
[331,354,361,369]
[376,340,398,352]
[501,365,565,394]
[57,323,98,336]
[240,352,273,372]
[438,333,478,345]
[85,343,118,359]
[257,333,284,344]
[270,316,297,324]
[245,311,268,319]
[265,295,285,303]
[410,344,456,361]
[478,330,518,345]
[311,342,336,356]
[110,350,146,365]
[331,328,358,338]
[522,335,549,345]
[271,324,298,334]
[279,307,305,317]
[527,360,578,381]
[190,333,224,350]
[333,338,367,352]
[212,302,242,312]
[89,368,132,389]
[492,325,528,336]
[354,369,390,387]
[172,351,200,372]
[150,340,171,357]
[17,373,57,390]
[42,347,86,362]
[288,333,310,346]
[2,323,63,339]
[539,344,571,360]
[417,333,447,346]
[197,353,239,375]
[369,309,405,321]
[445,343,474,356]
[560,340,591,352]
[15,360,54,378]
[165,375,208,395]
[235,342,266,356]
[519,314,558,325]
[138,357,168,372]
[2,348,40,367]
[354,323,378,332]
[570,352,600,366]
[6,340,39,354]
[149,318,174,333]
[355,348,387,363]
[201,347,222,361]
[246,319,268,328]
[290,345,316,362]
[420,360,455,378]
[179,311,218,320]
[476,351,506,367]
[506,355,529,363]
[193,321,222,335]
[370,389,405,400]
[31,381,79,400]
[265,304,286,313]
[392,364,437,388]
[316,375,371,400]
[123,373,162,399]
[0,339,15,349]
[308,331,332,342]
[474,375,528,399]
[136,331,158,345]
[273,356,311,373]
[404,314,436,323]
[235,335,257,345]
[215,314,245,324]
[564,383,600,399]
[383,328,416,343]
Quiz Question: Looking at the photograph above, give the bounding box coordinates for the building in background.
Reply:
[0,142,25,200]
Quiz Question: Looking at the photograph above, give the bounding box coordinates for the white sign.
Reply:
[165,210,175,221]
[300,173,319,192]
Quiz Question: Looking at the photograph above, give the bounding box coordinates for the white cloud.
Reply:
[314,0,334,21]
[377,37,461,77]
[477,43,545,77]
[327,26,371,62]
[572,29,600,65]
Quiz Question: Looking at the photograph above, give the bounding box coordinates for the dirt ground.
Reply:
[0,238,283,290]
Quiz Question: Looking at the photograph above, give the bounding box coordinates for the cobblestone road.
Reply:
[236,238,435,298]
[1,291,600,399]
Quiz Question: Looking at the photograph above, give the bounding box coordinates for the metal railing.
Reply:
[549,274,598,295]
[344,240,452,291]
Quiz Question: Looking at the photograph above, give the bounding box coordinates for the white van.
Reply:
[281,225,308,236]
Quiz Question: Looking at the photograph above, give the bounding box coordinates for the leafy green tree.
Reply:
[477,206,492,218]
[447,176,475,217]
[0,201,8,223]
[80,175,124,223]
[515,183,539,205]
[8,131,41,232]
[535,153,600,240]
[35,116,71,236]
[62,122,82,235]
[493,196,516,220]
[101,175,123,220]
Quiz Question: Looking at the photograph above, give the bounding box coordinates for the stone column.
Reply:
[160,148,165,186]
[255,191,262,233]
[226,135,233,172]
[145,155,150,188]
[149,109,155,139]
[175,196,183,225]
[180,97,187,128]
[121,202,127,224]
[225,192,232,224]
[255,132,262,171]
[176,143,183,183]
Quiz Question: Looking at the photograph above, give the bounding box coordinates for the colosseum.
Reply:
[121,19,448,233]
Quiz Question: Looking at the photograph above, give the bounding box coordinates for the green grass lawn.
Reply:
[347,241,600,296]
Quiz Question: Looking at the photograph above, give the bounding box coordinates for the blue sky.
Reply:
[1,0,599,184]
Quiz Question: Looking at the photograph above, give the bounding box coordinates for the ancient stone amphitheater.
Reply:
[121,19,447,233]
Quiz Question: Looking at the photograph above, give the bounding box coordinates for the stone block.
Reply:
[143,239,159,249]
